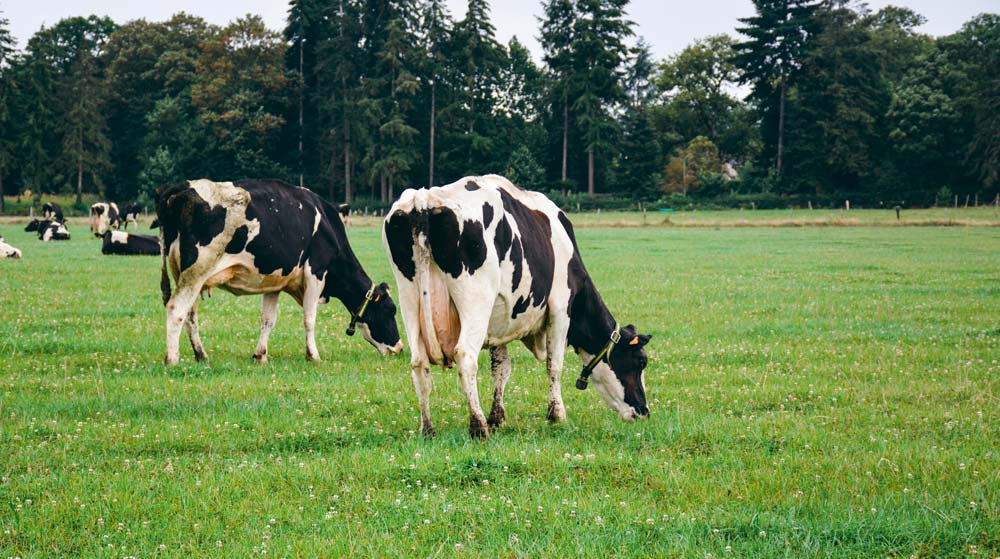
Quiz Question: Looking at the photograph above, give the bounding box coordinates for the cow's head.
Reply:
[24,219,41,232]
[351,282,403,355]
[586,324,652,421]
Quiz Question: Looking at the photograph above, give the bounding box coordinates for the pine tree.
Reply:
[420,0,452,187]
[540,0,577,189]
[61,48,112,205]
[734,0,820,176]
[0,11,15,211]
[571,0,633,195]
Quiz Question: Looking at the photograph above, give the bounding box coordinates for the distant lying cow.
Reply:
[0,236,22,258]
[384,175,651,438]
[42,202,64,222]
[90,202,121,237]
[102,231,159,256]
[156,178,403,365]
[120,203,142,230]
[38,220,70,241]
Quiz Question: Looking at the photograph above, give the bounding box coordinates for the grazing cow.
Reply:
[102,230,159,256]
[38,220,70,241]
[156,178,403,365]
[384,175,652,438]
[42,202,64,222]
[90,202,121,237]
[0,236,22,258]
[120,203,142,230]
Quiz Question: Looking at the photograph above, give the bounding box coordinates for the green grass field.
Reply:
[1,220,998,557]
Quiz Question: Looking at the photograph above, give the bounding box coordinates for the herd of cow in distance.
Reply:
[1,176,651,438]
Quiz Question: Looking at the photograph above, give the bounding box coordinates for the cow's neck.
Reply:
[322,251,374,314]
[566,275,617,356]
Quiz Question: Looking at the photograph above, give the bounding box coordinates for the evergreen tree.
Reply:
[571,0,632,195]
[0,11,15,211]
[540,0,578,189]
[734,0,820,176]
[61,48,112,205]
[613,39,659,197]
[420,0,453,187]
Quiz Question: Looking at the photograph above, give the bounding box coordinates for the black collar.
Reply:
[576,326,620,390]
[345,285,376,336]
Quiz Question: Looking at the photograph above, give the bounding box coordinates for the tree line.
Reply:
[0,0,997,212]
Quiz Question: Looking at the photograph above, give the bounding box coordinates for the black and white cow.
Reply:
[0,236,22,258]
[102,230,159,255]
[38,220,71,241]
[156,178,403,365]
[120,203,142,230]
[42,202,64,222]
[90,202,122,237]
[384,175,652,438]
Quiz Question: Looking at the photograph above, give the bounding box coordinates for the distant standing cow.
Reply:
[120,203,142,230]
[156,179,403,365]
[102,231,160,256]
[90,203,121,237]
[384,175,651,438]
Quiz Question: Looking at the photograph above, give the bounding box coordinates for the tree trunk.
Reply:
[76,153,83,206]
[776,76,787,176]
[344,113,352,204]
[561,92,569,195]
[299,35,305,188]
[388,176,394,202]
[380,174,387,203]
[429,81,436,188]
[587,149,595,196]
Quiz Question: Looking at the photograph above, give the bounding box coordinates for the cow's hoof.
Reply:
[420,424,436,438]
[253,353,268,365]
[487,406,506,428]
[469,417,489,440]
[305,352,321,362]
[546,402,567,423]
[164,356,179,366]
[193,352,208,363]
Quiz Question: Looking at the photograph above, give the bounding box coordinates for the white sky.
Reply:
[4,0,999,60]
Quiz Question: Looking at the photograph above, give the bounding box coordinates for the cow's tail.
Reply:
[409,209,441,364]
[159,227,171,306]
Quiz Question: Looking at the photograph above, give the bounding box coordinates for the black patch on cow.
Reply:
[43,202,64,222]
[511,296,532,319]
[92,205,105,217]
[225,225,249,254]
[493,217,512,261]
[102,231,159,256]
[385,211,416,281]
[509,236,523,291]
[155,183,227,271]
[464,181,480,191]
[240,187,313,276]
[498,189,555,318]
[427,207,488,279]
[482,202,494,229]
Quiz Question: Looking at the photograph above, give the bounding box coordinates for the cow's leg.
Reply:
[254,292,280,364]
[454,343,488,439]
[408,341,435,436]
[545,313,571,422]
[487,345,512,428]
[302,278,321,361]
[185,300,208,362]
[165,287,200,365]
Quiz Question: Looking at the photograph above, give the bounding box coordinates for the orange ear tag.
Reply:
[374,294,381,302]
[629,337,639,346]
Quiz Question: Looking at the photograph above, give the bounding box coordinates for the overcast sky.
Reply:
[4,0,999,60]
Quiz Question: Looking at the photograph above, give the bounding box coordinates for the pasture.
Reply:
[0,219,998,557]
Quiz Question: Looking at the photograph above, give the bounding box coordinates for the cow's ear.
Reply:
[379,282,390,293]
[635,334,651,348]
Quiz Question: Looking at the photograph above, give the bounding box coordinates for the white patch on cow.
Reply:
[111,231,129,244]
[579,352,637,420]
[0,237,21,259]
[313,209,322,237]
